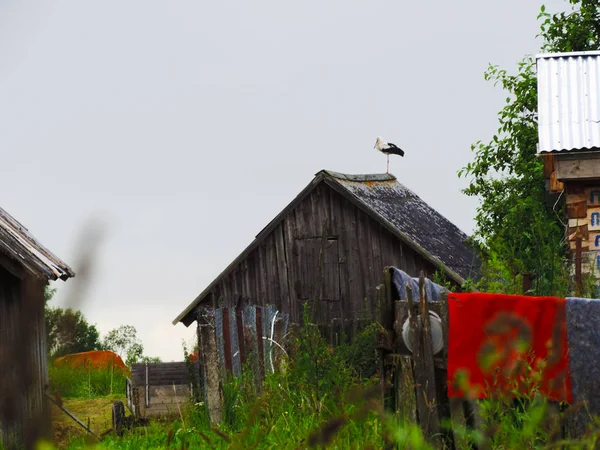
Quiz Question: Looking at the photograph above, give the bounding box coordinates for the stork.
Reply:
[374,136,404,173]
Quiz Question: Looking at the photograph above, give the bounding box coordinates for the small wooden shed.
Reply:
[0,207,74,448]
[174,170,478,330]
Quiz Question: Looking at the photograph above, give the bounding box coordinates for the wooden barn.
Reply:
[174,170,478,330]
[0,207,74,448]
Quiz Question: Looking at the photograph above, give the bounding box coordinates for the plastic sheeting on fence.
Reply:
[390,267,447,302]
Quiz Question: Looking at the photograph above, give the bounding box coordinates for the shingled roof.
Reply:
[173,170,478,325]
[322,170,477,282]
[0,207,75,281]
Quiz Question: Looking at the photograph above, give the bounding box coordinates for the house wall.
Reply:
[0,266,49,447]
[205,183,449,325]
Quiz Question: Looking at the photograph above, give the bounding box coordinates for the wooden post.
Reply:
[379,268,394,411]
[198,311,223,425]
[394,299,418,424]
[575,233,583,296]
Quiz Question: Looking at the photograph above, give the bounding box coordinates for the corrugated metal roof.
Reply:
[537,51,600,153]
[324,170,477,281]
[0,207,75,281]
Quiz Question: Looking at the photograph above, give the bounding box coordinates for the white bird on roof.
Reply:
[374,136,404,173]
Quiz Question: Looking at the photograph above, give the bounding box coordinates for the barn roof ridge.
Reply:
[0,206,75,281]
[173,169,478,326]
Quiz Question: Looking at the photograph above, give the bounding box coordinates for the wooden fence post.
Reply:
[198,310,223,425]
[406,274,440,443]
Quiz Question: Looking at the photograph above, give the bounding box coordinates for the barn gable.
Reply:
[174,170,478,326]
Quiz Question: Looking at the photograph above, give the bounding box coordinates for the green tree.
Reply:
[459,0,600,296]
[44,284,103,359]
[46,307,103,358]
[103,325,146,366]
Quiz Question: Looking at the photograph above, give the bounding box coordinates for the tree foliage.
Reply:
[46,307,103,359]
[102,324,146,366]
[459,0,600,296]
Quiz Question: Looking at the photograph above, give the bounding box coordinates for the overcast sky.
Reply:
[1,0,570,362]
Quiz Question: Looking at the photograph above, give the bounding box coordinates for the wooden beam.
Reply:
[555,154,600,181]
[543,153,555,178]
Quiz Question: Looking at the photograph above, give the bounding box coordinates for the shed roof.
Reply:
[537,51,600,153]
[0,207,75,281]
[173,170,478,325]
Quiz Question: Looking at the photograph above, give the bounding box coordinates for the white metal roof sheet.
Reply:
[537,51,600,153]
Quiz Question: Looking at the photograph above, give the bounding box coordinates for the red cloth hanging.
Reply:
[447,292,572,402]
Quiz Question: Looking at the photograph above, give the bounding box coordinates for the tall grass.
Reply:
[49,363,128,399]
[42,307,600,449]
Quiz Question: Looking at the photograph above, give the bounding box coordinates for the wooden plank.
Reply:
[555,154,600,181]
[566,192,587,204]
[397,356,417,424]
[256,307,265,381]
[437,292,449,360]
[406,282,430,438]
[549,171,564,193]
[147,385,190,396]
[569,241,590,252]
[543,153,555,178]
[589,232,600,250]
[588,206,600,231]
[222,308,233,373]
[417,272,440,439]
[568,218,588,228]
[236,305,246,365]
[586,186,600,206]
[567,201,587,219]
[568,223,589,240]
[273,224,292,318]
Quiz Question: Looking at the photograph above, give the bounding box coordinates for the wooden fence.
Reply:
[127,361,201,420]
[377,267,591,448]
[196,304,291,424]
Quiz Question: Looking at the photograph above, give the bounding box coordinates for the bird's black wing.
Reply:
[387,142,405,157]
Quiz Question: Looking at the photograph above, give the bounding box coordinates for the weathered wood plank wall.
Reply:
[205,184,441,330]
[0,268,50,449]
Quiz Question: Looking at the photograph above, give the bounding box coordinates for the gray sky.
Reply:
[1,0,570,362]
